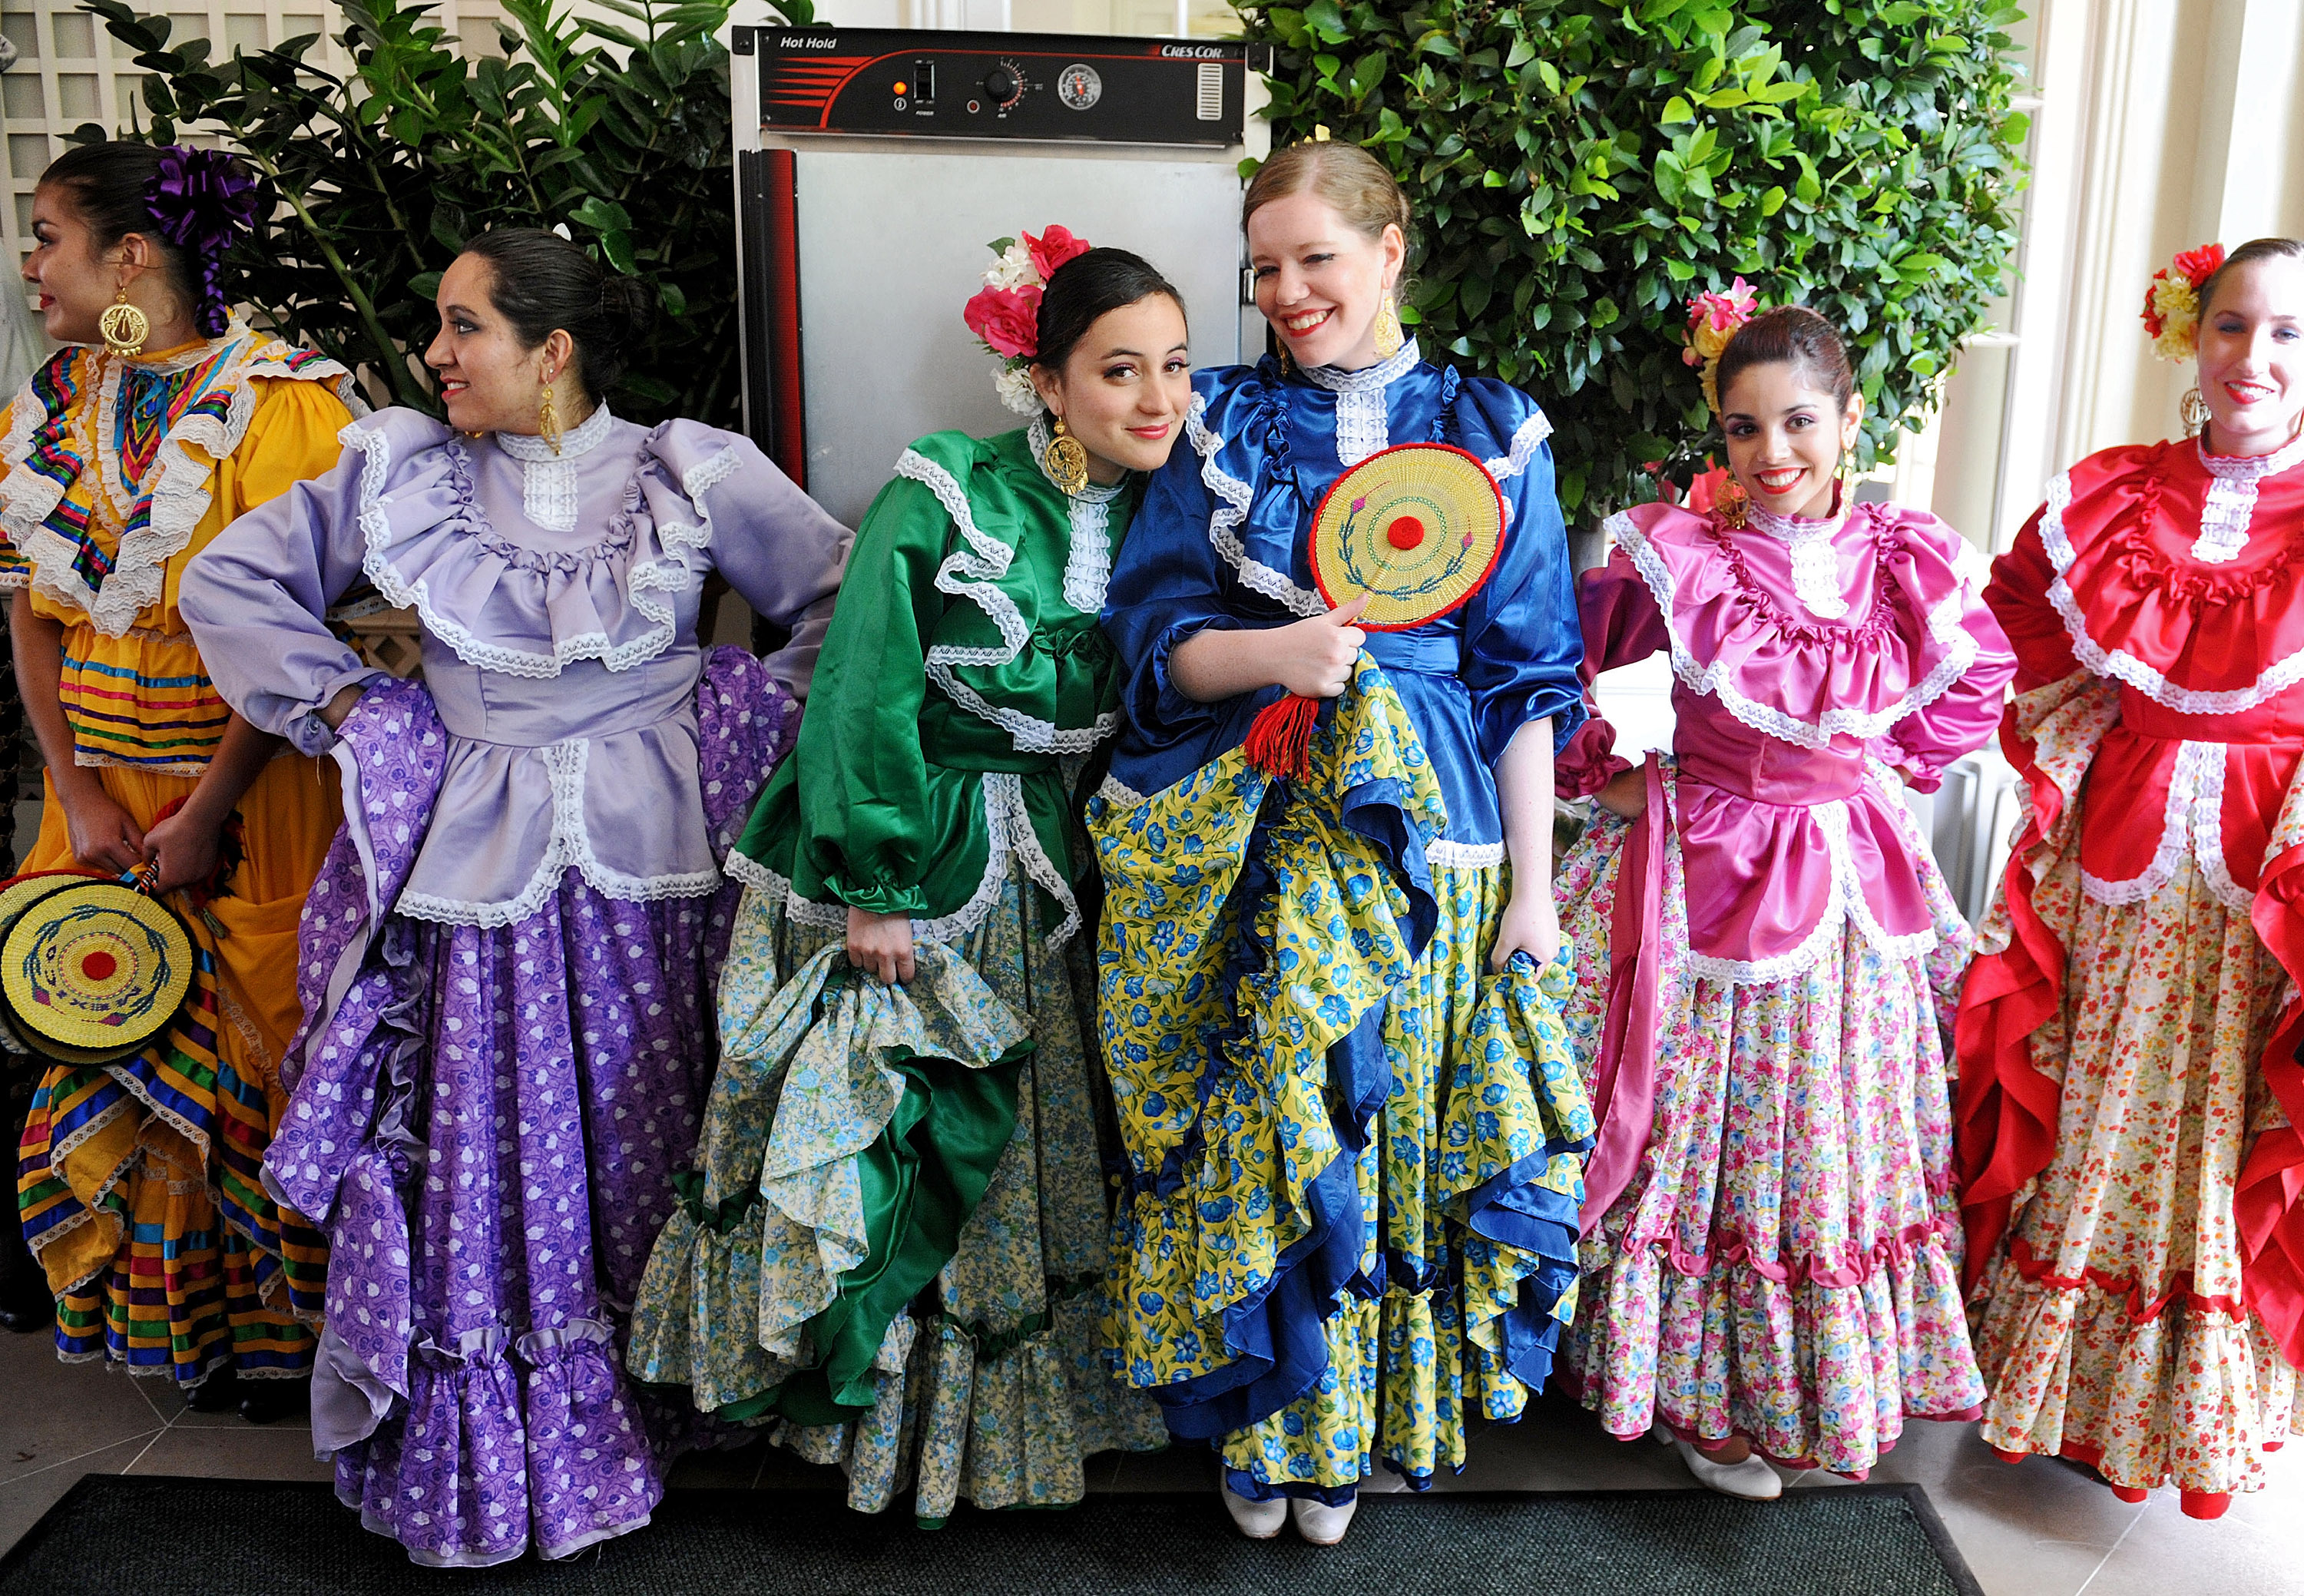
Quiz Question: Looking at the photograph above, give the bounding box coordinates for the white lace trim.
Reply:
[346,420,730,680]
[394,737,725,927]
[2190,429,2304,563]
[2039,469,2304,714]
[1608,509,1980,750]
[2076,738,2253,912]
[1748,502,1852,621]
[1028,413,1126,616]
[1187,394,1323,618]
[1683,788,1939,985]
[7,330,358,637]
[1303,338,1419,469]
[894,446,1114,755]
[498,403,616,534]
[723,770,1081,953]
[1480,412,1554,529]
[1425,839,1505,868]
[1094,772,1149,810]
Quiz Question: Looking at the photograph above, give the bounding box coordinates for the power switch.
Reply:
[913,58,935,101]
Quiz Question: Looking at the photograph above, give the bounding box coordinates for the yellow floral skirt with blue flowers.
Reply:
[1091,662,1594,1500]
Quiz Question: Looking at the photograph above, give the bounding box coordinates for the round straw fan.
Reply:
[1310,442,1506,630]
[2,877,194,1065]
[1243,443,1508,780]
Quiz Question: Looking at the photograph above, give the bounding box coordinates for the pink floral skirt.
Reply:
[1555,799,1985,1476]
[1967,853,2302,1512]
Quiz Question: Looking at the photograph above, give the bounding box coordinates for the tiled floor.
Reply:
[2,1323,2295,1593]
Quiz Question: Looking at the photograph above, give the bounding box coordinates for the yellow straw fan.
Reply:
[1309,442,1508,629]
[2,877,194,1065]
[1244,443,1509,780]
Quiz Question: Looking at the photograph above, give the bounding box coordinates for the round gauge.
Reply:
[1056,63,1102,111]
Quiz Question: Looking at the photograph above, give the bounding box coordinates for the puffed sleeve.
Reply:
[1876,522,2017,790]
[1556,547,1670,798]
[1101,388,1255,757]
[0,393,28,591]
[653,422,852,699]
[1985,508,2082,695]
[179,418,389,756]
[1455,385,1586,762]
[788,472,946,916]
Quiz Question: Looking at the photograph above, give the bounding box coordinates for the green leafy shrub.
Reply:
[1240,0,2028,514]
[74,0,802,425]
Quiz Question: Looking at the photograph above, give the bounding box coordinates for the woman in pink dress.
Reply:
[1554,301,2012,1496]
[1957,237,2304,1518]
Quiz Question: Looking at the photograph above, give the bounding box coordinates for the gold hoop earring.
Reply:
[1043,416,1090,497]
[99,286,149,359]
[538,379,564,455]
[1372,293,1403,361]
[2181,386,2211,439]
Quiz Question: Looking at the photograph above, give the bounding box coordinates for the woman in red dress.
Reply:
[1958,237,2304,1518]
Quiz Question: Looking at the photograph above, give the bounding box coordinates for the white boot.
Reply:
[1651,1422,1782,1501]
[1220,1482,1287,1539]
[1289,1494,1359,1545]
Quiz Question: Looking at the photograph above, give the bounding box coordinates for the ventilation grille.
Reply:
[1196,61,1223,121]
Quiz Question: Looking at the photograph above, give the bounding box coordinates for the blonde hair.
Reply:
[1241,141,1412,255]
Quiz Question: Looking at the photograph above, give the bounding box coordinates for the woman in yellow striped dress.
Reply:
[5,142,357,1419]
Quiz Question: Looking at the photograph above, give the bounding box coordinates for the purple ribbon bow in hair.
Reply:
[144,145,260,338]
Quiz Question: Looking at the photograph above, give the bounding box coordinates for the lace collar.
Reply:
[1744,498,1852,620]
[2191,426,2304,563]
[1301,339,1422,468]
[111,321,249,376]
[495,402,617,533]
[1029,413,1125,614]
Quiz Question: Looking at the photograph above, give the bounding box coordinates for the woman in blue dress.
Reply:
[1091,140,1594,1544]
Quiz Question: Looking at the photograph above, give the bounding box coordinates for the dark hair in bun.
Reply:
[458,228,655,405]
[41,142,207,326]
[1031,247,1186,376]
[1714,304,1856,416]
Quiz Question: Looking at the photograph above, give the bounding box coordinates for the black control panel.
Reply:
[738,28,1250,145]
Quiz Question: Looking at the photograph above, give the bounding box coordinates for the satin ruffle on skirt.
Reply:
[1554,770,1985,1477]
[264,649,793,1567]
[1093,661,1594,1501]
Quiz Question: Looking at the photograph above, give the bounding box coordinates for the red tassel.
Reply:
[1243,692,1320,782]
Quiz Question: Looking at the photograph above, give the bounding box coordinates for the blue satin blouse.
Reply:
[1102,343,1586,849]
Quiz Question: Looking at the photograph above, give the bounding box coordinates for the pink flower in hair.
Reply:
[965,284,1043,360]
[1025,225,1092,284]
[2173,243,2226,288]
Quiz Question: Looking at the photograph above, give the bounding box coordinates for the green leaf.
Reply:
[1660,95,1693,124]
[1304,0,1347,39]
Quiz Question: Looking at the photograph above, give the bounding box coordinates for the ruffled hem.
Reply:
[771,1296,1167,1520]
[1565,1223,1984,1476]
[328,1320,664,1566]
[1970,1247,2300,1504]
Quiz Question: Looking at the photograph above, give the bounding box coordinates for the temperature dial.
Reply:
[1056,63,1102,110]
[982,64,1024,108]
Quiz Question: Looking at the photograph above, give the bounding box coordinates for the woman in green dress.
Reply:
[629,238,1187,1519]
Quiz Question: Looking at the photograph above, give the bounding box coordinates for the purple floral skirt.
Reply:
[267,650,794,1566]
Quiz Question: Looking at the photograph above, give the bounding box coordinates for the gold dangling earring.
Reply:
[2181,386,2211,440]
[1372,292,1403,360]
[538,374,564,456]
[1042,414,1090,497]
[1716,478,1750,530]
[99,285,149,359]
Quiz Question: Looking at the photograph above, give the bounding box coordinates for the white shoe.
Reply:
[1664,1432,1783,1501]
[1289,1493,1359,1545]
[1220,1482,1287,1539]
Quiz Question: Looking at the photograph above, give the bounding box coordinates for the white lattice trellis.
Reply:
[1,0,511,290]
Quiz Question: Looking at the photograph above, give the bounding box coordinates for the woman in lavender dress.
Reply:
[177,230,851,1565]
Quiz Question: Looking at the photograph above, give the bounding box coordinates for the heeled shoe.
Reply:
[238,1379,310,1425]
[186,1366,242,1413]
[1652,1423,1781,1500]
[1289,1494,1359,1545]
[1219,1482,1286,1540]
